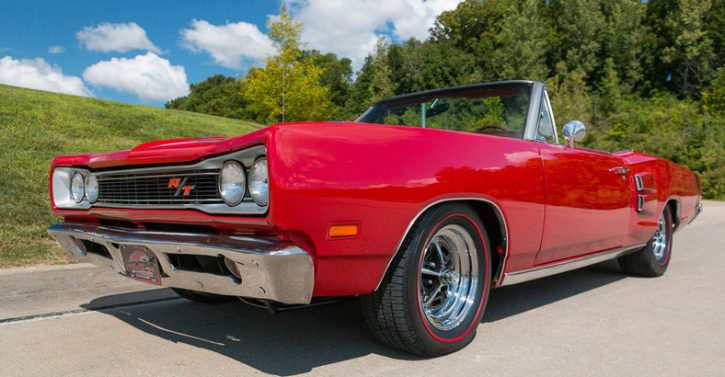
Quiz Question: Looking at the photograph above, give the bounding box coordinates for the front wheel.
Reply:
[618,205,674,277]
[361,204,491,356]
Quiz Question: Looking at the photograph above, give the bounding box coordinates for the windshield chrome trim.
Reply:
[356,80,538,124]
[523,82,545,141]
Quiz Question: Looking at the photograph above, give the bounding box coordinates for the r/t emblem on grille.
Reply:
[168,177,195,196]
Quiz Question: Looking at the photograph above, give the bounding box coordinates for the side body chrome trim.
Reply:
[48,222,313,304]
[500,244,645,286]
[374,197,510,291]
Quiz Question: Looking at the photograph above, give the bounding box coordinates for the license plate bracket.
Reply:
[120,245,161,285]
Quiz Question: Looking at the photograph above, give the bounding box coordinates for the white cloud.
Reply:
[77,22,161,53]
[285,0,462,69]
[83,52,188,102]
[0,56,92,97]
[48,46,65,54]
[180,19,275,69]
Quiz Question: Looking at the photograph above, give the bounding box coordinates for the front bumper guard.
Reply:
[48,222,314,305]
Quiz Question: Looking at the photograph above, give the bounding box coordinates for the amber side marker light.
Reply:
[329,224,359,238]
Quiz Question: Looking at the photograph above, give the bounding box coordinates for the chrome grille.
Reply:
[97,170,222,205]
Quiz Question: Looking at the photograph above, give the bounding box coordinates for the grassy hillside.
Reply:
[0,84,264,267]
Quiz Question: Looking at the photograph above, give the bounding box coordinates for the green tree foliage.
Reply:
[547,62,592,132]
[600,0,645,92]
[491,0,548,81]
[389,38,426,94]
[554,0,608,79]
[431,0,509,61]
[165,75,248,119]
[421,41,482,86]
[703,67,725,114]
[706,0,725,69]
[244,6,335,124]
[301,50,353,108]
[368,37,396,104]
[643,0,715,97]
[597,58,622,117]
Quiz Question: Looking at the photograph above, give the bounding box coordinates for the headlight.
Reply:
[85,174,98,203]
[219,161,245,206]
[71,172,85,203]
[249,158,269,206]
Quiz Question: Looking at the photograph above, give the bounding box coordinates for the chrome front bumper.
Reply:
[48,222,314,304]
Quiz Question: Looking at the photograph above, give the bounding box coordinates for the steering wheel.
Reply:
[474,125,510,133]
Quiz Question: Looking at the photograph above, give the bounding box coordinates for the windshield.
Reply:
[357,84,531,139]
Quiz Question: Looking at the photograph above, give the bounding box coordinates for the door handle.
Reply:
[610,166,630,177]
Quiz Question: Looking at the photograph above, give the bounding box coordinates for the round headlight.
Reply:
[85,174,99,203]
[219,161,245,206]
[71,172,85,203]
[249,158,269,206]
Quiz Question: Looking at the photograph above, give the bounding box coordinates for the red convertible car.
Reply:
[48,80,702,356]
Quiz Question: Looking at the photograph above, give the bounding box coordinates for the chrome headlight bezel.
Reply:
[85,174,99,204]
[71,172,85,203]
[249,158,269,206]
[219,161,246,207]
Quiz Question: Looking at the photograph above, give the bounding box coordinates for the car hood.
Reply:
[51,128,270,170]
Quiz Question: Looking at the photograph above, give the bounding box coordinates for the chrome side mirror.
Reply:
[562,120,586,148]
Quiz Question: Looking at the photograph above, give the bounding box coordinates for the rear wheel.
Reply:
[171,288,235,304]
[618,205,674,277]
[361,204,491,356]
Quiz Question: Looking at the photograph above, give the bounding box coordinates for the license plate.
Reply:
[120,245,161,285]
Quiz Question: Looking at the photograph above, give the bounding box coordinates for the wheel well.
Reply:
[375,199,510,292]
[467,201,506,284]
[666,199,681,231]
[424,200,507,285]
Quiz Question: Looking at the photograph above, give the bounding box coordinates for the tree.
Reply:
[597,58,622,117]
[600,0,645,93]
[431,0,510,76]
[554,0,608,81]
[389,38,426,94]
[301,50,353,109]
[547,62,592,133]
[643,0,714,98]
[368,37,396,104]
[705,0,725,70]
[244,6,336,124]
[165,75,248,119]
[703,67,725,114]
[491,0,548,81]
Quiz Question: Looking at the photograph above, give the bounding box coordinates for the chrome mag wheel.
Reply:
[361,204,490,356]
[618,205,673,277]
[419,224,479,331]
[652,212,669,263]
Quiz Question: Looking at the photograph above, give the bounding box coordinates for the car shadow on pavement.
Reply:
[81,259,626,375]
[483,259,626,323]
[82,294,418,375]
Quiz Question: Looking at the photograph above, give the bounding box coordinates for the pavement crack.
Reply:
[0,296,183,325]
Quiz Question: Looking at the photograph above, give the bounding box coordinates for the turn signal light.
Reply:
[329,224,359,238]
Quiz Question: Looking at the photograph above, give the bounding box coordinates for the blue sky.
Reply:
[0,0,461,107]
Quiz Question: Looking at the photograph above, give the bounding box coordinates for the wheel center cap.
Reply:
[444,270,460,285]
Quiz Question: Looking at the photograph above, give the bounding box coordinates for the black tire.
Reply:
[171,288,235,304]
[618,205,674,277]
[361,204,491,356]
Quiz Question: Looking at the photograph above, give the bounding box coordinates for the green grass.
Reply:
[0,84,263,267]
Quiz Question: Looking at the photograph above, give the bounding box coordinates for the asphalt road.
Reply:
[1,202,723,376]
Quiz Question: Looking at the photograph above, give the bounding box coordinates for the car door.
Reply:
[531,93,633,266]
